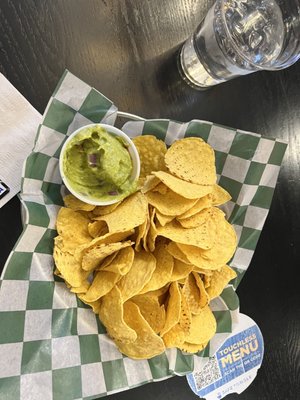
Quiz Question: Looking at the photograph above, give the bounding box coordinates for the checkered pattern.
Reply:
[0,71,286,400]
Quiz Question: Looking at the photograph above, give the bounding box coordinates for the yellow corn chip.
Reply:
[178,207,215,229]
[133,135,167,182]
[117,251,156,301]
[176,216,237,269]
[139,242,174,294]
[92,201,121,216]
[82,241,133,271]
[63,194,96,211]
[162,289,191,348]
[147,284,170,300]
[53,243,89,288]
[99,286,137,343]
[166,242,192,264]
[115,301,165,359]
[170,259,194,282]
[70,280,90,294]
[134,207,149,252]
[56,208,92,253]
[95,251,119,270]
[77,296,101,314]
[94,192,148,232]
[152,182,168,195]
[75,230,134,263]
[142,210,151,252]
[180,341,208,353]
[147,206,158,252]
[182,272,208,315]
[155,211,174,227]
[192,272,209,309]
[211,184,231,205]
[160,282,181,337]
[185,306,216,345]
[165,138,216,185]
[100,246,134,275]
[131,294,166,334]
[177,195,212,219]
[206,265,237,299]
[146,188,198,216]
[88,220,108,238]
[141,175,161,193]
[157,218,215,249]
[80,270,120,303]
[152,171,213,199]
[202,274,212,288]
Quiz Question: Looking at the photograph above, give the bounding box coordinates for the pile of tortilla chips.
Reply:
[54,135,237,359]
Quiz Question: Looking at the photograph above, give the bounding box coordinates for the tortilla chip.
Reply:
[63,194,96,211]
[88,220,108,238]
[178,207,215,229]
[134,207,149,252]
[152,171,213,199]
[131,294,166,334]
[139,242,174,294]
[202,274,212,288]
[185,306,216,345]
[133,135,167,182]
[77,296,101,314]
[206,265,237,299]
[70,280,90,294]
[152,182,168,195]
[157,218,216,249]
[147,206,158,252]
[192,272,209,309]
[94,192,148,232]
[115,301,165,359]
[177,195,212,219]
[146,188,198,216]
[56,208,92,253]
[82,241,133,271]
[117,251,156,301]
[162,289,191,348]
[169,259,194,282]
[53,242,89,288]
[182,272,208,315]
[176,216,237,269]
[98,286,137,343]
[180,341,208,353]
[155,211,174,227]
[166,242,192,264]
[211,184,231,205]
[99,246,135,275]
[141,175,161,193]
[92,201,121,216]
[160,282,181,337]
[165,138,216,185]
[75,230,134,263]
[80,270,120,303]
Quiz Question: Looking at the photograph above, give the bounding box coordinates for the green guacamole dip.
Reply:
[63,126,137,202]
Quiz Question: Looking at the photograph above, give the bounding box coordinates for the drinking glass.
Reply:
[178,0,300,88]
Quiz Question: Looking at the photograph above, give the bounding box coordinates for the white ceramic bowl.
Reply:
[59,123,140,206]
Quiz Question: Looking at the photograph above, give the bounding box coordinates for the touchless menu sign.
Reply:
[0,180,10,199]
[187,314,264,399]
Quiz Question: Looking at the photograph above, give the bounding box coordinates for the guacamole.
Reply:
[63,126,137,202]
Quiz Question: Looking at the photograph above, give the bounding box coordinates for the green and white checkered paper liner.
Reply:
[0,71,287,400]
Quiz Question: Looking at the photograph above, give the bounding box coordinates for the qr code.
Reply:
[194,355,222,391]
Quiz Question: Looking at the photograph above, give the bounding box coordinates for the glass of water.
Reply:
[179,0,300,88]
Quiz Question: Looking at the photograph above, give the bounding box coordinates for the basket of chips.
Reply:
[0,70,286,399]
